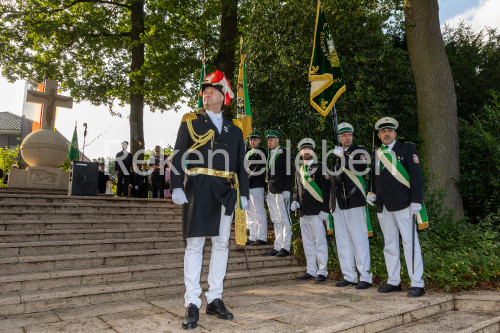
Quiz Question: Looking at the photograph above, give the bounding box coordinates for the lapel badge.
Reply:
[224,126,228,133]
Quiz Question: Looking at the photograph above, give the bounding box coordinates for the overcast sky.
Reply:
[0,0,498,160]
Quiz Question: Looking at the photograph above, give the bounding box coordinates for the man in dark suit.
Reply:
[97,162,110,194]
[245,129,268,246]
[368,117,425,297]
[171,70,249,330]
[291,138,330,282]
[135,162,149,198]
[149,145,165,198]
[330,122,372,289]
[264,129,293,257]
[114,141,132,197]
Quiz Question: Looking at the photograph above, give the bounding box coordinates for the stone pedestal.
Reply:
[8,166,69,190]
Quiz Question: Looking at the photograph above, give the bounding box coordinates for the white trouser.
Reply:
[300,215,328,277]
[377,206,425,288]
[184,206,233,308]
[266,192,292,251]
[333,201,372,283]
[245,187,267,241]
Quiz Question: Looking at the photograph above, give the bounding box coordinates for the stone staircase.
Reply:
[0,190,302,316]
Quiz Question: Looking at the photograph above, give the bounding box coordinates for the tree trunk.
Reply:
[215,0,238,81]
[404,0,464,220]
[129,0,145,159]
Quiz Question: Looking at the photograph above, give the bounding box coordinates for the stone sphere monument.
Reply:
[8,79,74,190]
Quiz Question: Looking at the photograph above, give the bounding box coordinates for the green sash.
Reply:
[342,168,373,237]
[378,146,429,230]
[266,147,281,171]
[299,164,334,235]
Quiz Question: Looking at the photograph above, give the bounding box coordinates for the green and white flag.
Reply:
[308,0,346,117]
[197,54,208,111]
[68,123,79,161]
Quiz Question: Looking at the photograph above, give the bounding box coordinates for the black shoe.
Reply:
[275,249,290,257]
[315,274,326,282]
[355,281,372,290]
[263,249,279,256]
[377,283,402,293]
[206,299,234,320]
[250,239,267,246]
[408,287,425,297]
[296,273,315,280]
[181,304,199,330]
[335,279,358,287]
[245,239,254,245]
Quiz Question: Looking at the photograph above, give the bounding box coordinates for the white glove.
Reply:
[410,202,422,216]
[172,188,188,205]
[333,146,344,157]
[319,211,329,221]
[283,191,291,200]
[367,193,376,206]
[240,196,248,210]
[290,201,300,212]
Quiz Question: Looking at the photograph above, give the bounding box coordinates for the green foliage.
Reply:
[0,145,20,186]
[239,0,418,153]
[458,91,500,220]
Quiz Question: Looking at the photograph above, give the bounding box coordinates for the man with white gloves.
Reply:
[368,117,425,297]
[330,122,373,289]
[170,70,249,330]
[291,139,330,282]
[264,129,293,257]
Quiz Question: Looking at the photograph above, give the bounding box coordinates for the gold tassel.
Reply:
[418,222,429,230]
[234,209,247,245]
[368,231,373,237]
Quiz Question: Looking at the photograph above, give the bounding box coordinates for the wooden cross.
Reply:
[26,79,73,130]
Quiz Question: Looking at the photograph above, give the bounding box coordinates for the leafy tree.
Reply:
[403,0,463,219]
[0,0,220,155]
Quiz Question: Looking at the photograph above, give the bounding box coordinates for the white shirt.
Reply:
[384,140,397,151]
[205,110,223,134]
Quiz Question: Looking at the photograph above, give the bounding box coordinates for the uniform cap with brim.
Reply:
[248,129,261,139]
[298,138,315,150]
[121,141,129,147]
[201,70,234,106]
[338,122,354,134]
[375,117,399,130]
[264,129,281,139]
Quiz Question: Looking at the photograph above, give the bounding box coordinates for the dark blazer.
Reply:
[266,147,293,194]
[114,150,132,175]
[97,170,110,193]
[293,163,330,216]
[246,146,267,189]
[369,141,423,213]
[330,145,370,211]
[171,112,249,238]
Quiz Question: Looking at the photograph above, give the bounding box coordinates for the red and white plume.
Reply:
[204,70,234,106]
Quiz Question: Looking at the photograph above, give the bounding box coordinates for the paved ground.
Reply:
[0,279,498,333]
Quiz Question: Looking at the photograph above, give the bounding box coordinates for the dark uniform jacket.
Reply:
[97,170,110,193]
[114,151,132,175]
[246,146,267,189]
[330,145,370,211]
[171,112,249,238]
[266,147,293,194]
[369,141,423,213]
[293,162,331,216]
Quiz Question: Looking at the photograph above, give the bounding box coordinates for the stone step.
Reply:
[0,228,183,242]
[0,245,278,273]
[0,219,182,231]
[0,255,298,292]
[381,310,500,333]
[0,266,304,316]
[0,192,179,206]
[0,211,181,221]
[0,203,179,214]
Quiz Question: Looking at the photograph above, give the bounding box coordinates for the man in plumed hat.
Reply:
[330,122,373,289]
[264,129,293,257]
[115,141,132,197]
[291,138,330,282]
[171,70,249,329]
[368,117,425,297]
[245,129,268,246]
